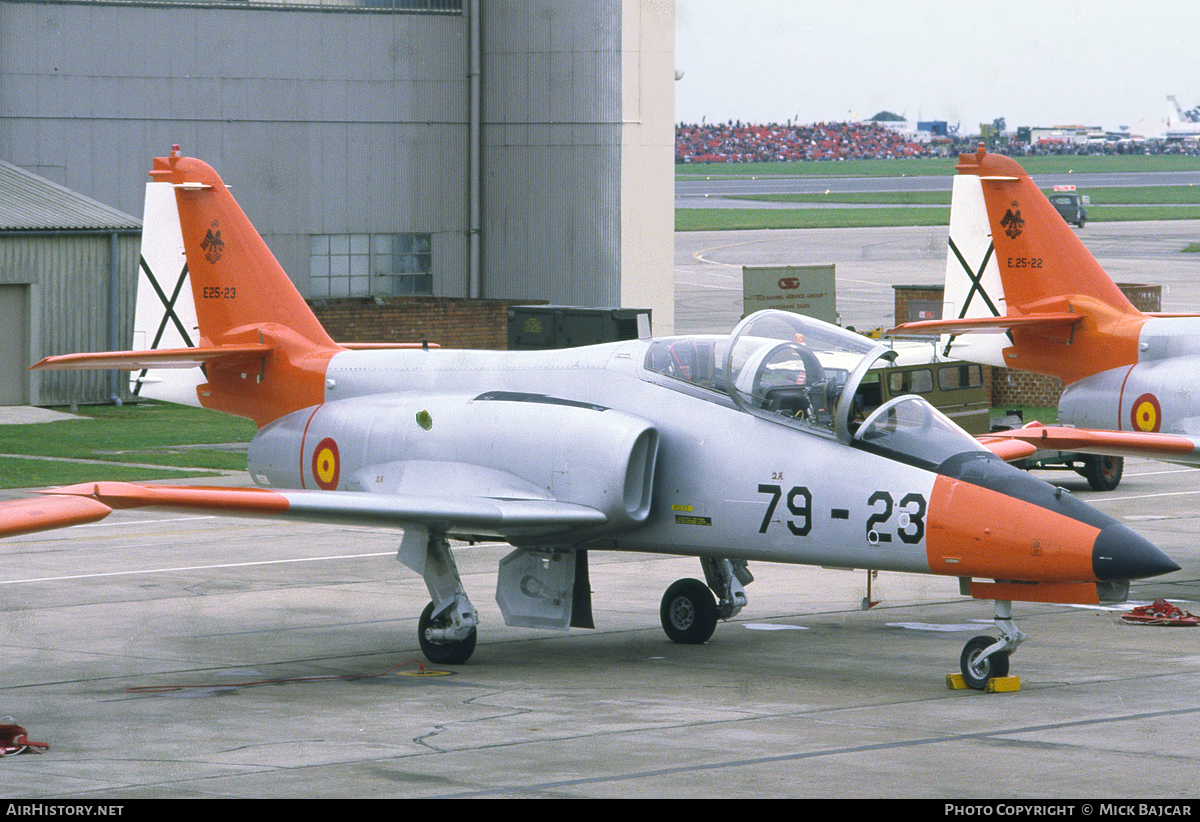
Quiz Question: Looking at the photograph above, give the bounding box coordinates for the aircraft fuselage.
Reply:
[244,339,1165,590]
[1060,316,1200,438]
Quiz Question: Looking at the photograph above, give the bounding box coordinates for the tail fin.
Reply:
[145,147,341,424]
[130,177,204,406]
[935,171,1011,369]
[34,148,341,426]
[893,145,1146,384]
[956,146,1137,316]
[958,145,1144,383]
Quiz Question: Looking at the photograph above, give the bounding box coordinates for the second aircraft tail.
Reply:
[893,145,1147,385]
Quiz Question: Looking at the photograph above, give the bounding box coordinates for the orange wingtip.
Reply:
[0,495,113,537]
[42,482,290,514]
[977,438,1039,461]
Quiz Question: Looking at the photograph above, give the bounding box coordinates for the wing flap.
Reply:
[31,345,274,371]
[41,482,607,538]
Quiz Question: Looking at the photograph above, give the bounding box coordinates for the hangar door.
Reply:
[0,285,29,405]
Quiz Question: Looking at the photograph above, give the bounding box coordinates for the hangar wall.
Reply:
[0,0,469,301]
[481,0,674,331]
[0,0,674,336]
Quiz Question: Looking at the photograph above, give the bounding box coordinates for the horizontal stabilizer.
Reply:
[40,482,608,539]
[30,345,274,371]
[978,424,1199,461]
[0,495,113,538]
[890,313,1081,336]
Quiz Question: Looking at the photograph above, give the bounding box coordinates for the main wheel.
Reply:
[418,601,477,665]
[660,578,718,644]
[960,635,1010,690]
[1079,455,1123,491]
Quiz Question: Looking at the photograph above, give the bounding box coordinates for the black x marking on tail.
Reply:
[942,236,1012,357]
[133,257,196,395]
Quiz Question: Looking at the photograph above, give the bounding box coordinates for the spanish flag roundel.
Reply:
[1131,393,1162,433]
[312,437,340,490]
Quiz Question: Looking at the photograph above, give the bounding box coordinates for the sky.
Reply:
[674,0,1200,134]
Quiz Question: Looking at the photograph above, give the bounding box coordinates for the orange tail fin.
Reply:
[954,145,1145,383]
[148,147,341,425]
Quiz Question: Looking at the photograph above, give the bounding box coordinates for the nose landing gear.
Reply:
[959,600,1026,690]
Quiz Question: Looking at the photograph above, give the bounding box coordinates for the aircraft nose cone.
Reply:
[1093,521,1180,581]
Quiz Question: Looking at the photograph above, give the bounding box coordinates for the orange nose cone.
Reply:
[924,456,1177,586]
[926,475,1099,582]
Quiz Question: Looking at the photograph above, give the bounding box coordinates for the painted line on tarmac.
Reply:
[0,551,394,585]
[440,704,1200,798]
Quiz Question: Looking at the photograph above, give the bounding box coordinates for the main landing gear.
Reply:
[418,599,478,665]
[398,527,480,665]
[659,559,753,645]
[959,600,1026,690]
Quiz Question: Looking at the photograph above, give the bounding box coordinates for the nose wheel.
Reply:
[959,600,1025,690]
[417,599,478,665]
[960,635,1010,690]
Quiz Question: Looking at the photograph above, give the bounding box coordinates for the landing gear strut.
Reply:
[959,600,1025,690]
[397,527,479,665]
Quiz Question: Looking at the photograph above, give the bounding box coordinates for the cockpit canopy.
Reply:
[725,311,878,432]
[644,310,989,465]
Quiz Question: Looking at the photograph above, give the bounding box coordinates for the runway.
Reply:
[673,220,1200,334]
[676,169,1200,198]
[5,221,1200,799]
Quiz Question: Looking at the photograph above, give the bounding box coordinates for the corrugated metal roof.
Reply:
[0,161,141,232]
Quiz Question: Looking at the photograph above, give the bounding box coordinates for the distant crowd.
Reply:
[1009,140,1200,157]
[676,121,1200,163]
[675,121,962,163]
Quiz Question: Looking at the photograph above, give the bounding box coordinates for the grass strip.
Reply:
[0,456,207,490]
[0,401,255,488]
[677,204,1200,231]
[675,207,952,231]
[722,185,1200,207]
[677,154,1200,179]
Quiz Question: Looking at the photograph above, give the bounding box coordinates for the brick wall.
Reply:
[988,367,1064,409]
[307,297,547,350]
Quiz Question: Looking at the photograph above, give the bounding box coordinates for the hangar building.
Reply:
[0,0,675,402]
[0,160,140,406]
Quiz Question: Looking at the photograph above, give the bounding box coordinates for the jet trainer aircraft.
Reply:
[0,148,1180,690]
[894,144,1200,467]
